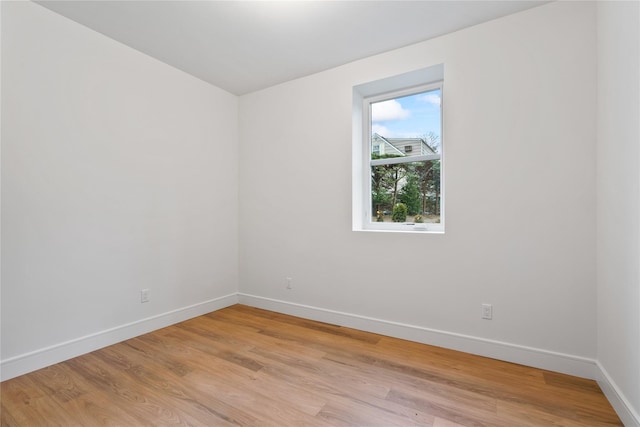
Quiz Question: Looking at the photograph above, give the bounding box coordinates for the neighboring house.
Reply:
[371,133,436,156]
[370,133,441,217]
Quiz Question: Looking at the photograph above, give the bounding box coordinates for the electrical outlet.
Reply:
[286,277,292,290]
[481,303,492,320]
[141,289,150,303]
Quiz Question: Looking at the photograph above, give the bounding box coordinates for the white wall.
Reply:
[596,1,640,424]
[1,2,238,379]
[239,1,597,374]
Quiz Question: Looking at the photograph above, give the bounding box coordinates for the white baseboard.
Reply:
[238,293,597,379]
[597,361,640,426]
[0,293,238,381]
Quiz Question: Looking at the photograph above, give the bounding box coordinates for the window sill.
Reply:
[356,224,444,234]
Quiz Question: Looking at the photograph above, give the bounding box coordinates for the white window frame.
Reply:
[352,65,444,233]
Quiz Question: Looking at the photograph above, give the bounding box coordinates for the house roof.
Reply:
[372,133,437,156]
[372,134,405,156]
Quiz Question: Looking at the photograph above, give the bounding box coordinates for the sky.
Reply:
[371,88,441,148]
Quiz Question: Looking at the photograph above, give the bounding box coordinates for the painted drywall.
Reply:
[596,1,640,423]
[1,1,238,370]
[239,1,597,361]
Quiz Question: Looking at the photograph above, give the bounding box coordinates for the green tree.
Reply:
[415,134,441,216]
[392,203,408,222]
[399,172,421,215]
[371,153,405,213]
[415,160,440,215]
[431,160,441,215]
[421,132,440,153]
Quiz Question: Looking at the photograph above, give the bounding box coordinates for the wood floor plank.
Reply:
[433,417,466,427]
[325,341,609,424]
[317,398,430,427]
[139,324,333,426]
[95,341,260,426]
[179,356,332,427]
[0,403,21,427]
[496,399,600,427]
[1,304,622,426]
[377,335,547,387]
[0,374,80,426]
[386,387,504,427]
[252,353,439,426]
[56,390,149,427]
[64,356,190,425]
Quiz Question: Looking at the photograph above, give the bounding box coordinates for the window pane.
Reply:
[371,160,441,224]
[371,89,441,161]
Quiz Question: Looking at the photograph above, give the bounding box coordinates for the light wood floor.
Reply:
[1,305,622,426]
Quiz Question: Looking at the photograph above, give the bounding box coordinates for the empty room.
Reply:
[1,0,639,425]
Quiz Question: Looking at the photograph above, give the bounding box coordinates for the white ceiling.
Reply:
[36,1,547,95]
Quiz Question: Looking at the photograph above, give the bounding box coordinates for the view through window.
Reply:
[368,84,442,229]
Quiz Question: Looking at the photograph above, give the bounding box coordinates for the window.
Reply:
[353,65,444,233]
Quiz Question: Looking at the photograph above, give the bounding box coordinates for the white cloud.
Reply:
[394,131,423,138]
[421,93,441,106]
[371,100,410,122]
[372,126,424,139]
[372,124,390,136]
